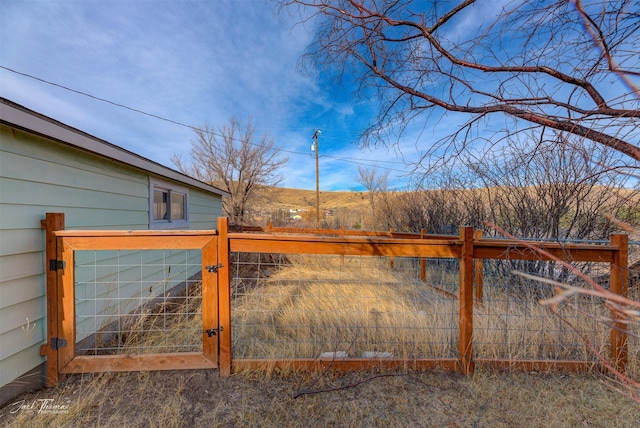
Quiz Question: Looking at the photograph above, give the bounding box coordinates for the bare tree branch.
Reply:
[280,0,640,161]
[171,118,288,225]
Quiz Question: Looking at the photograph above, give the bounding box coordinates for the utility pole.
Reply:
[312,129,321,228]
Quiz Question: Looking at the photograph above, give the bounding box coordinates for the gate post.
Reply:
[40,213,65,387]
[217,217,232,376]
[610,233,628,373]
[459,226,474,375]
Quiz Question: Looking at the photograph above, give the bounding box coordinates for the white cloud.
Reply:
[0,0,415,191]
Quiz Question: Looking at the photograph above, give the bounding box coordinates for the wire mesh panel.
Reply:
[74,249,203,355]
[231,253,459,360]
[474,258,611,363]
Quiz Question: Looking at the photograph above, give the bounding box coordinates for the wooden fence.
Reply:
[42,214,629,386]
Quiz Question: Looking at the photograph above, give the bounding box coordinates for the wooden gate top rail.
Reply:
[54,230,218,236]
[55,230,218,251]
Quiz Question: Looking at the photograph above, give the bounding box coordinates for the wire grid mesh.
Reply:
[74,249,203,355]
[474,258,611,363]
[230,253,460,360]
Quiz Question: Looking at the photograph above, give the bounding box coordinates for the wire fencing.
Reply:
[74,249,203,355]
[231,254,459,361]
[230,253,622,368]
[474,259,611,363]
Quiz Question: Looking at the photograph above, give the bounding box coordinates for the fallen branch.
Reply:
[293,373,410,399]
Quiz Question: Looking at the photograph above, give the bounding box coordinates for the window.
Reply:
[150,179,188,229]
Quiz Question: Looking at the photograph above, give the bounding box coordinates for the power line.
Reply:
[319,153,407,173]
[0,66,197,131]
[0,65,409,174]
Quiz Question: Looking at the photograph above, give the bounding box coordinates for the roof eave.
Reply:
[0,98,230,198]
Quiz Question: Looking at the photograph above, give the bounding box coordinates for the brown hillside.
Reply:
[262,187,371,211]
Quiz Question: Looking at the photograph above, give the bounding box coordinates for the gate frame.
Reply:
[41,213,221,385]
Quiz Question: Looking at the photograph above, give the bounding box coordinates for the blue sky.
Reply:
[0,0,420,191]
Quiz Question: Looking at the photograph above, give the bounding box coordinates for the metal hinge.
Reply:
[49,259,66,271]
[206,264,224,273]
[205,326,223,337]
[50,338,67,349]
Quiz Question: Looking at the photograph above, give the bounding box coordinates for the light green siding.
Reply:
[1,127,150,230]
[188,188,223,229]
[0,123,223,392]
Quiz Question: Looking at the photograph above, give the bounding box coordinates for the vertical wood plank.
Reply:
[58,239,76,372]
[217,217,232,376]
[420,258,427,282]
[41,213,65,387]
[474,230,484,304]
[201,237,219,366]
[610,233,628,373]
[459,226,474,375]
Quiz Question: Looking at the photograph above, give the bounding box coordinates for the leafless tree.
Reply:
[172,118,288,225]
[355,166,389,228]
[279,0,640,165]
[375,176,485,234]
[468,132,636,240]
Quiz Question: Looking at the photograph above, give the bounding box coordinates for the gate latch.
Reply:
[205,326,223,337]
[206,264,224,273]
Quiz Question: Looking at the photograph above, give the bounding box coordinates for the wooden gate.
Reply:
[41,213,226,386]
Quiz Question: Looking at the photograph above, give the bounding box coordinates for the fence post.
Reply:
[474,230,484,304]
[610,233,629,373]
[420,229,427,282]
[40,212,65,387]
[389,228,395,268]
[340,226,346,266]
[217,217,232,376]
[459,226,475,375]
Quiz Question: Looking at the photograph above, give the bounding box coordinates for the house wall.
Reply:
[0,124,222,401]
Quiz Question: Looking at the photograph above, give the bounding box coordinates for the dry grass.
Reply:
[79,281,204,355]
[2,368,639,427]
[233,255,456,360]
[4,251,639,426]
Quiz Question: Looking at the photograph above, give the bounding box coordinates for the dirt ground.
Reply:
[1,367,640,427]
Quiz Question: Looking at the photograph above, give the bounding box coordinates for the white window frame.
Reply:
[149,178,189,229]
